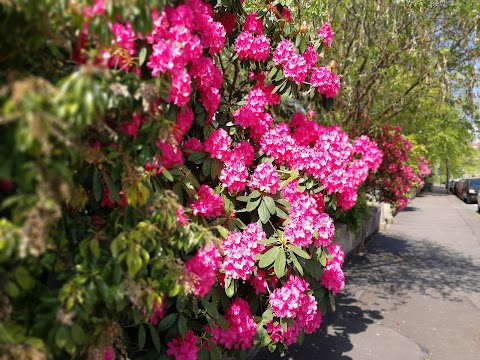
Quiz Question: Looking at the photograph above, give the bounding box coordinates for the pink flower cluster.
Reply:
[268,275,322,343]
[233,75,280,142]
[109,22,137,71]
[222,223,266,280]
[261,117,382,211]
[185,243,222,297]
[320,244,345,294]
[318,23,334,46]
[210,298,257,350]
[166,330,199,360]
[234,13,270,61]
[249,162,280,194]
[146,0,225,113]
[281,180,335,248]
[309,66,341,98]
[273,40,318,84]
[190,185,224,218]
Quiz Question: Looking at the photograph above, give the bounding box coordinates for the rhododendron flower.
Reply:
[173,107,194,142]
[217,12,237,35]
[110,22,136,71]
[157,141,184,169]
[190,185,224,218]
[220,160,249,193]
[149,297,166,325]
[280,8,292,22]
[176,207,189,226]
[168,68,191,107]
[320,262,345,294]
[166,330,199,360]
[185,243,222,297]
[120,112,141,140]
[244,12,263,34]
[310,66,341,98]
[266,320,300,346]
[234,31,270,61]
[249,162,280,194]
[210,298,257,349]
[249,269,268,294]
[318,23,334,46]
[269,275,322,335]
[83,0,105,18]
[222,223,265,280]
[231,141,255,167]
[204,128,231,161]
[273,40,310,84]
[182,138,204,152]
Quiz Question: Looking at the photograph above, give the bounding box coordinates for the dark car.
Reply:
[462,178,480,203]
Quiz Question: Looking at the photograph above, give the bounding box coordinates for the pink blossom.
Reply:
[185,243,222,297]
[310,66,341,98]
[222,223,265,280]
[231,141,255,167]
[182,138,204,152]
[157,141,184,169]
[149,297,166,325]
[103,346,114,360]
[190,185,224,218]
[83,0,105,18]
[320,262,345,294]
[249,269,268,294]
[318,23,334,46]
[166,330,199,360]
[220,160,249,193]
[120,112,141,140]
[234,31,270,61]
[313,213,335,247]
[168,68,191,107]
[280,8,292,22]
[326,243,345,266]
[110,22,136,71]
[210,298,257,350]
[266,321,299,346]
[199,87,221,123]
[249,162,280,194]
[204,129,231,161]
[173,107,194,142]
[217,12,237,35]
[176,207,189,226]
[244,12,263,34]
[273,40,309,84]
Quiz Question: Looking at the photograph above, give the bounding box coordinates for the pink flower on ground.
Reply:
[166,330,199,360]
[190,185,224,218]
[318,23,334,46]
[185,243,222,297]
[310,66,341,98]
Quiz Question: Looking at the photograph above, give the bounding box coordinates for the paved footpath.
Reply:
[257,187,480,359]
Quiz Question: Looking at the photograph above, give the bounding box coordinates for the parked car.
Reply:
[462,178,480,203]
[448,179,459,193]
[456,179,466,199]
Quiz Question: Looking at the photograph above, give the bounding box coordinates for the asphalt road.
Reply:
[255,186,480,360]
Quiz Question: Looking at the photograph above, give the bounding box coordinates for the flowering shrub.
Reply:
[0,1,383,359]
[362,124,429,210]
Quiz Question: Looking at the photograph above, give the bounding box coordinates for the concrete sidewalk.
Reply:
[257,186,480,359]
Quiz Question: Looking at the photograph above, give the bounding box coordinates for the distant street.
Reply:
[256,186,480,360]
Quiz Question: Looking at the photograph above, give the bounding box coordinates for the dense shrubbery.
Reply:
[0,1,429,359]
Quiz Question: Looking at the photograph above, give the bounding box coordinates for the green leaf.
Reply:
[202,157,213,177]
[178,315,187,338]
[329,293,336,312]
[289,245,311,259]
[216,226,228,239]
[162,168,174,182]
[104,173,121,203]
[264,196,276,215]
[55,326,68,349]
[139,47,147,66]
[138,324,146,350]
[71,324,85,345]
[188,151,208,162]
[258,238,279,246]
[225,278,235,298]
[126,251,143,277]
[246,197,261,212]
[290,252,303,276]
[199,346,211,360]
[258,200,270,224]
[158,313,178,332]
[208,341,223,360]
[258,246,280,268]
[92,169,103,202]
[274,248,286,278]
[148,323,161,353]
[319,251,327,267]
[275,207,289,219]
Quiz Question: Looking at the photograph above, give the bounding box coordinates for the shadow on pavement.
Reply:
[346,233,480,309]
